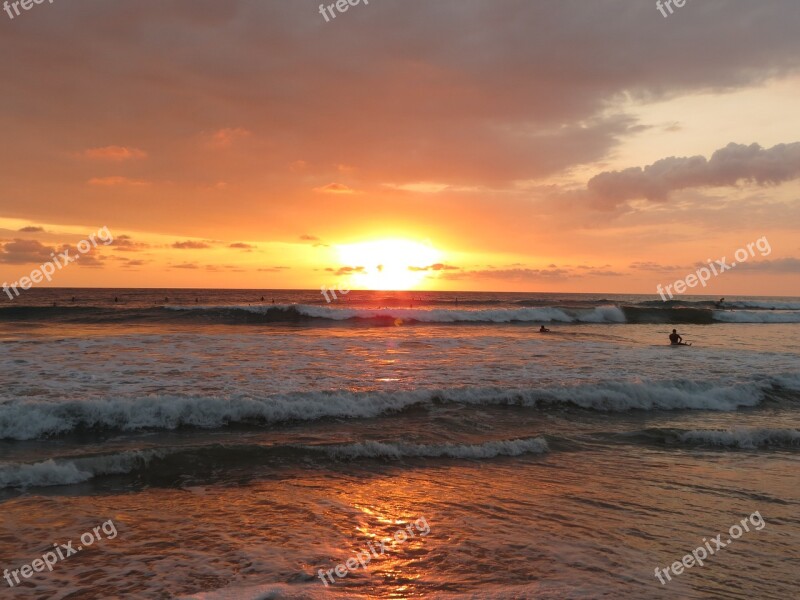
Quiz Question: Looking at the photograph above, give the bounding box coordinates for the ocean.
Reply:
[0,289,798,599]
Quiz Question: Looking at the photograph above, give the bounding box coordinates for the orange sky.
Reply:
[1,1,799,295]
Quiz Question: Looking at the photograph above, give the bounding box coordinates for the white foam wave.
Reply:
[173,303,628,324]
[713,310,800,323]
[678,428,800,449]
[0,392,433,440]
[297,304,629,324]
[725,300,800,310]
[0,377,781,441]
[0,450,161,489]
[314,437,549,460]
[0,376,784,440]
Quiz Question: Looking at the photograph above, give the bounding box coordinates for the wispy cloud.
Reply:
[88,176,150,187]
[83,146,147,161]
[172,241,211,249]
[408,263,460,272]
[313,183,356,195]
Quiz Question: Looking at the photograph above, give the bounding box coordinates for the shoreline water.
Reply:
[1,289,798,598]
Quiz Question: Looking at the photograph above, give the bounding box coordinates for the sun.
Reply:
[336,239,442,290]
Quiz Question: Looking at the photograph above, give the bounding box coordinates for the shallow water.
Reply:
[1,290,798,599]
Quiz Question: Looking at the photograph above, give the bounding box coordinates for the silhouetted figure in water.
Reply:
[71,296,76,302]
[261,296,265,301]
[114,296,119,303]
[539,325,550,333]
[271,299,275,304]
[716,297,725,308]
[669,329,690,345]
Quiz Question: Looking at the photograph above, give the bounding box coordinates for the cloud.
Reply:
[441,267,570,281]
[313,183,356,195]
[122,259,147,268]
[736,257,800,273]
[386,182,482,194]
[74,253,105,268]
[206,264,245,272]
[2,0,800,274]
[229,242,254,250]
[172,240,211,249]
[588,142,800,206]
[113,234,149,252]
[299,234,320,241]
[111,256,149,268]
[0,239,55,264]
[204,127,252,148]
[83,146,147,161]
[334,265,366,276]
[629,261,687,272]
[258,266,290,272]
[171,262,199,269]
[88,176,150,187]
[408,263,460,272]
[441,264,622,281]
[18,226,45,233]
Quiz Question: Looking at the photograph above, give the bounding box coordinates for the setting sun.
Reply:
[336,239,442,290]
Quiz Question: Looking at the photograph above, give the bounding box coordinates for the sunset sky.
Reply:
[1,0,799,294]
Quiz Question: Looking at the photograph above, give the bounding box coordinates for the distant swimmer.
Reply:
[539,325,550,333]
[716,297,725,308]
[669,329,691,346]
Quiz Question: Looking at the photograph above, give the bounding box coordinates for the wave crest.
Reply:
[313,437,549,460]
[678,428,800,449]
[2,375,794,440]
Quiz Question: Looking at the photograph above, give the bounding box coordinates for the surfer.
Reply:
[668,329,690,346]
[539,325,550,333]
[716,297,725,308]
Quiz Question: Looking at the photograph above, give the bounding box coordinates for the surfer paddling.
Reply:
[668,329,691,346]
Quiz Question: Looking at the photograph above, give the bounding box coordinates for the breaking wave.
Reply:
[0,450,162,489]
[3,375,798,440]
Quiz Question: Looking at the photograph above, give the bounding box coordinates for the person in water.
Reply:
[539,325,550,333]
[669,329,688,345]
